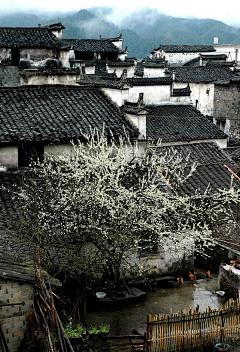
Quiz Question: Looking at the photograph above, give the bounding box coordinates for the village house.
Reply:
[1,23,240,351]
[213,40,240,68]
[149,45,217,65]
[0,84,139,170]
[167,65,237,120]
[0,24,139,86]
[213,76,240,144]
[0,23,66,67]
[0,23,84,86]
[63,35,134,77]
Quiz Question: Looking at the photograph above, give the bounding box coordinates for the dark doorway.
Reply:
[11,48,20,66]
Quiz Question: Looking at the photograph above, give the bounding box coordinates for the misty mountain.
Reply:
[0,8,240,59]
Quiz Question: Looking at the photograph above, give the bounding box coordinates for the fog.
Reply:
[0,0,239,27]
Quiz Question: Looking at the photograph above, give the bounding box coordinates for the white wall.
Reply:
[85,65,96,74]
[108,65,136,78]
[214,44,240,66]
[128,85,171,105]
[174,82,214,116]
[20,48,53,64]
[0,48,10,62]
[59,49,75,68]
[110,39,123,51]
[20,73,80,86]
[125,113,146,140]
[0,146,18,169]
[143,67,166,78]
[45,143,75,156]
[101,87,129,106]
[170,96,191,104]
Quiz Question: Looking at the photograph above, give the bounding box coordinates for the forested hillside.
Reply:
[0,7,240,59]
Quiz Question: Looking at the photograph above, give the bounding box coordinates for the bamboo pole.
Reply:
[147,314,151,352]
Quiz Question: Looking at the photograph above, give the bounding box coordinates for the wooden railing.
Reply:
[147,291,240,352]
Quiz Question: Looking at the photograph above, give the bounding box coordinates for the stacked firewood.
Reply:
[220,277,238,299]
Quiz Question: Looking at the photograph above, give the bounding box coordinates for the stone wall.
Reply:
[0,66,20,87]
[0,278,34,352]
[214,82,240,142]
[20,72,80,85]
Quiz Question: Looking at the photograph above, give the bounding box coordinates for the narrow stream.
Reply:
[86,270,225,336]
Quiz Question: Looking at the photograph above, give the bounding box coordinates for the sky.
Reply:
[0,0,240,26]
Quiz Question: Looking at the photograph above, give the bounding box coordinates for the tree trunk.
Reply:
[110,266,121,292]
[115,268,121,292]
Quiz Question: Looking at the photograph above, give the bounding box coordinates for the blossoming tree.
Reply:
[10,133,240,289]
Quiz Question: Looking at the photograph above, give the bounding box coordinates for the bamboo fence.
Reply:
[147,291,240,352]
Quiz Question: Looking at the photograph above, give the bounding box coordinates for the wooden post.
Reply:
[147,314,151,352]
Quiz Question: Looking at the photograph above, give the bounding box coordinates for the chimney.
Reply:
[214,37,218,45]
[235,49,238,63]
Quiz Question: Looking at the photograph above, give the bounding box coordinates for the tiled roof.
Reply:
[146,105,227,142]
[151,143,238,194]
[183,57,200,66]
[152,142,234,167]
[0,85,138,143]
[156,45,216,53]
[0,27,60,48]
[206,61,236,67]
[223,147,240,160]
[180,163,240,194]
[172,85,191,96]
[0,171,71,282]
[0,172,34,265]
[214,224,240,253]
[169,66,235,83]
[143,58,167,68]
[108,60,135,67]
[61,39,119,52]
[127,77,173,85]
[77,74,131,89]
[200,54,227,59]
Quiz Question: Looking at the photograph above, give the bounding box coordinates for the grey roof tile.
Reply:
[180,163,240,194]
[146,105,227,141]
[156,45,216,53]
[62,39,119,52]
[0,27,60,48]
[169,66,235,83]
[151,142,239,194]
[0,85,138,143]
[152,142,234,166]
[127,77,173,85]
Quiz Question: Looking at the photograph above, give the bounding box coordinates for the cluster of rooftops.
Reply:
[0,22,240,253]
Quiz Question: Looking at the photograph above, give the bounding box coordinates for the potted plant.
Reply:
[98,324,110,339]
[215,342,231,351]
[65,318,86,340]
[88,326,99,340]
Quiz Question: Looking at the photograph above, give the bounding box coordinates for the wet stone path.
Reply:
[86,270,226,336]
